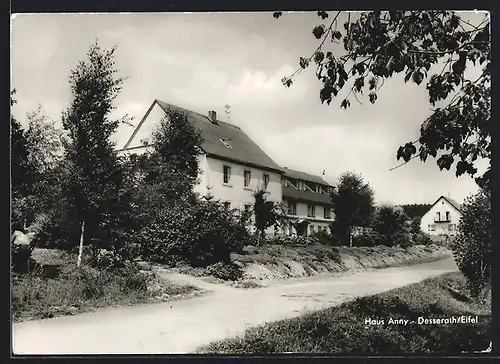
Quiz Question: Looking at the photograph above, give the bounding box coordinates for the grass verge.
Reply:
[199,271,491,354]
[12,250,199,323]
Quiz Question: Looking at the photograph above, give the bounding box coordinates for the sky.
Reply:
[11,11,489,205]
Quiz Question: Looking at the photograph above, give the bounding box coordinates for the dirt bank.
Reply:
[231,244,452,287]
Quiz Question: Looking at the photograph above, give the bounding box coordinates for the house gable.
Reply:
[420,196,463,236]
[422,196,463,220]
[119,99,284,174]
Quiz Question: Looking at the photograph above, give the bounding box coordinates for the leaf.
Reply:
[412,70,424,85]
[273,12,282,19]
[419,149,428,162]
[299,57,310,69]
[404,70,413,83]
[327,68,337,84]
[369,93,378,104]
[313,51,325,64]
[313,25,326,39]
[456,160,469,177]
[452,52,467,76]
[354,77,364,92]
[340,99,351,109]
[338,67,348,82]
[281,77,293,88]
[317,11,329,19]
[397,146,405,161]
[332,30,342,40]
[437,154,454,171]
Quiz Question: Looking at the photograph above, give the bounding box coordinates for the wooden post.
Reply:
[77,220,85,268]
[349,226,353,247]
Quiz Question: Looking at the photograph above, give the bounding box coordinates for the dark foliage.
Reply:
[274,11,490,189]
[138,200,252,267]
[451,189,491,297]
[205,262,244,281]
[330,171,375,245]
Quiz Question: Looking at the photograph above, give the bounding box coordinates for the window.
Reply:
[244,170,251,187]
[446,211,450,221]
[223,165,231,184]
[140,138,149,146]
[449,224,455,231]
[309,225,315,235]
[428,224,435,231]
[223,201,231,210]
[244,204,252,213]
[287,201,297,215]
[436,212,441,221]
[297,181,305,190]
[263,174,270,190]
[308,204,316,217]
[324,208,331,219]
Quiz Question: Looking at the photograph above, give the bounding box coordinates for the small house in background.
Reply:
[420,195,463,238]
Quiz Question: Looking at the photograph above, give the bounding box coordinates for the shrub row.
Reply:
[137,199,256,267]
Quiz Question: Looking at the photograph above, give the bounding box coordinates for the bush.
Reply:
[309,230,340,246]
[352,231,380,247]
[205,262,243,281]
[451,190,491,297]
[412,232,433,246]
[139,199,252,267]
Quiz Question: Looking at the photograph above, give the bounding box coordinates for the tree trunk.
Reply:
[77,220,85,268]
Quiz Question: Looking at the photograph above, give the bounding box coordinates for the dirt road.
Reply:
[12,257,458,355]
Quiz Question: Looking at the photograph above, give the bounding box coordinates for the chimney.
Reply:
[208,110,217,123]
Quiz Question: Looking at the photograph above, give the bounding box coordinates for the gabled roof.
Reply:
[121,100,284,174]
[427,195,463,214]
[283,167,333,187]
[283,185,334,206]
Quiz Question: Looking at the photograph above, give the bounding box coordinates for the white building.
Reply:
[420,195,463,237]
[118,100,338,237]
[118,100,284,234]
[281,168,335,236]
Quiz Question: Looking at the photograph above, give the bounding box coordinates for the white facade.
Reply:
[420,196,462,237]
[117,148,282,210]
[199,157,282,208]
[283,200,333,236]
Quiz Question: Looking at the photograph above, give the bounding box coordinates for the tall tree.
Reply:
[372,205,411,246]
[273,11,490,190]
[10,89,34,230]
[142,109,204,204]
[252,189,285,245]
[330,171,375,246]
[62,41,127,264]
[10,89,32,198]
[25,106,65,175]
[400,203,432,235]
